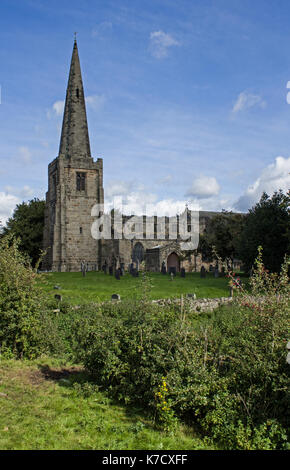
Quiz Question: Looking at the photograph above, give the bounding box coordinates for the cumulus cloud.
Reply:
[53,100,65,116]
[104,179,192,216]
[149,31,180,59]
[235,156,290,211]
[185,176,220,199]
[0,192,21,225]
[232,91,266,113]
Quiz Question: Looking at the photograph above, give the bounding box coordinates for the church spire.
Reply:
[59,39,91,159]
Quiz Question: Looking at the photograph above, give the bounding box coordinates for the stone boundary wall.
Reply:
[151,296,233,312]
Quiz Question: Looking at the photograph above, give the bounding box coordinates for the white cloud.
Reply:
[235,156,290,211]
[186,176,220,199]
[0,192,21,225]
[232,91,266,113]
[149,31,180,59]
[52,100,65,116]
[85,94,106,111]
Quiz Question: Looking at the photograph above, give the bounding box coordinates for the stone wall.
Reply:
[151,296,233,312]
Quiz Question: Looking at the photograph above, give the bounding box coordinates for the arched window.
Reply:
[76,88,79,99]
[132,242,144,263]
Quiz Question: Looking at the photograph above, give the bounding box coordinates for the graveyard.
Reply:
[40,270,238,305]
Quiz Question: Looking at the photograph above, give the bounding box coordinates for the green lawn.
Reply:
[39,271,232,305]
[0,358,215,450]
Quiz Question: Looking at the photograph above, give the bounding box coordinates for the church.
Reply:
[42,39,222,273]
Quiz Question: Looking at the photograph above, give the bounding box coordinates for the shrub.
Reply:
[0,235,46,358]
[73,254,290,449]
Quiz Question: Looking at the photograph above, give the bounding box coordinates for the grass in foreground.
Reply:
[0,358,215,450]
[39,271,235,305]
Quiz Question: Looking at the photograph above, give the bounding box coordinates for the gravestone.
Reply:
[81,261,87,277]
[120,263,125,276]
[180,267,186,278]
[54,294,62,301]
[186,293,196,300]
[54,285,61,290]
[221,266,225,277]
[169,266,176,276]
[161,261,167,275]
[115,268,121,280]
[109,266,113,276]
[111,294,121,301]
[209,264,213,272]
[129,263,134,275]
[170,272,174,281]
[200,266,206,278]
[214,267,219,278]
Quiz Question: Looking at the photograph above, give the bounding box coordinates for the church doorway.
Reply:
[167,252,180,273]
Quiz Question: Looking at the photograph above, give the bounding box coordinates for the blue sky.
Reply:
[0,0,290,222]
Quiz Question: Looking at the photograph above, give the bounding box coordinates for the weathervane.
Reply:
[74,32,77,41]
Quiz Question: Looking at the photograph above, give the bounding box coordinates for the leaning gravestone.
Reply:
[200,266,206,278]
[180,267,185,278]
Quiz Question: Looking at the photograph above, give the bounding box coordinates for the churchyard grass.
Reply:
[0,357,215,450]
[39,271,239,305]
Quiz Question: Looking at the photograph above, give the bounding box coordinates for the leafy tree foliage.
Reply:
[238,191,290,273]
[200,211,245,266]
[2,198,45,266]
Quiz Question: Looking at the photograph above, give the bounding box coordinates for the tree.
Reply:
[238,190,290,273]
[3,198,45,266]
[201,211,245,266]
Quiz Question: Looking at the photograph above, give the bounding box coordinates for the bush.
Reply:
[73,257,290,449]
[0,235,47,358]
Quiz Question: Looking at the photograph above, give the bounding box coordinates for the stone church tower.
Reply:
[43,39,104,271]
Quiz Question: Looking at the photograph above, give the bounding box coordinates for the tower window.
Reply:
[76,88,79,99]
[80,227,82,234]
[76,172,86,191]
